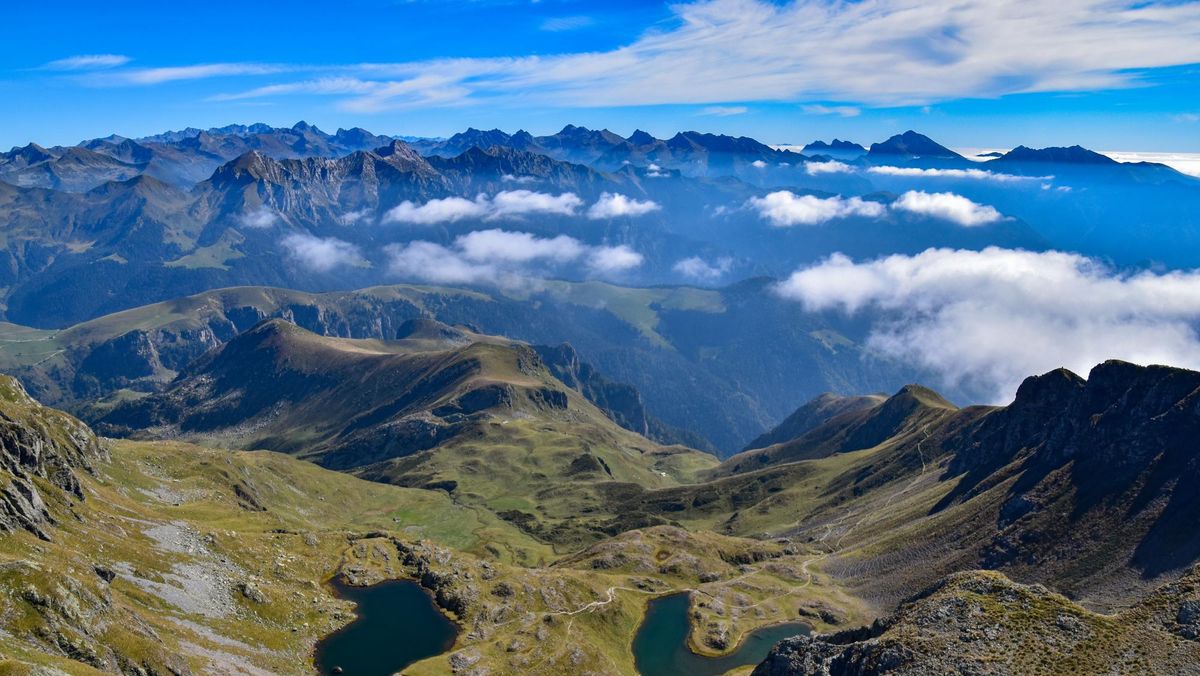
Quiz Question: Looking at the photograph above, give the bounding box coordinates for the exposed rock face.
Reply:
[754,569,1200,675]
[536,343,651,436]
[0,376,105,538]
[932,360,1200,592]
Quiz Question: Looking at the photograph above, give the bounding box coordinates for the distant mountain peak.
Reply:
[994,145,1116,165]
[627,129,657,146]
[868,130,961,159]
[802,138,865,153]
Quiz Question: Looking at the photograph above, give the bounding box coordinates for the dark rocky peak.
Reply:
[1079,360,1200,419]
[627,129,658,146]
[1008,367,1086,414]
[952,360,1200,481]
[87,137,155,165]
[449,127,512,146]
[8,142,55,164]
[546,125,625,146]
[209,150,284,184]
[290,120,324,135]
[373,139,432,169]
[334,126,391,147]
[135,126,204,144]
[669,131,773,154]
[206,123,275,137]
[803,138,866,152]
[509,130,538,148]
[868,130,962,159]
[995,145,1116,165]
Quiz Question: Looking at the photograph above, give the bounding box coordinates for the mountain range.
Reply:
[1,122,1195,333]
[2,119,1200,674]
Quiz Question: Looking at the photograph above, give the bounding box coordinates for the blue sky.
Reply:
[3,0,1199,151]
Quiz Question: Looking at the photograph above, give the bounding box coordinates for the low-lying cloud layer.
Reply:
[384,190,582,224]
[386,228,643,285]
[868,166,1043,182]
[804,160,854,175]
[384,191,658,224]
[748,191,885,226]
[281,233,362,272]
[746,189,1006,227]
[892,190,1003,226]
[587,192,661,219]
[776,247,1200,402]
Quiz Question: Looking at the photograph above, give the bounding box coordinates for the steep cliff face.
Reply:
[0,376,105,538]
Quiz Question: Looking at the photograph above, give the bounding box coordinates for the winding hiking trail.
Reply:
[535,424,940,642]
[800,424,934,587]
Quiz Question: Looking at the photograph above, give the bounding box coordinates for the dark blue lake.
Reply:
[632,592,809,676]
[314,578,458,675]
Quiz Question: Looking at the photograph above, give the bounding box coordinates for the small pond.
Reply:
[314,578,458,675]
[632,592,809,676]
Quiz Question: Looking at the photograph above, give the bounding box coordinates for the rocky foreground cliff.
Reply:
[754,568,1200,675]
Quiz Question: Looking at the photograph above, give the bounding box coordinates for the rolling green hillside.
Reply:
[0,281,913,454]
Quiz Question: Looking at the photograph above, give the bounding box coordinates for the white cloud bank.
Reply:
[776,247,1200,402]
[868,166,1043,182]
[197,1,1200,111]
[384,191,582,224]
[805,160,854,175]
[281,233,362,271]
[386,229,642,285]
[587,193,661,219]
[892,190,1003,226]
[748,191,885,226]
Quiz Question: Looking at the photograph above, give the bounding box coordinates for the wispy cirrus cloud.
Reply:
[42,54,131,71]
[801,104,861,117]
[700,105,749,116]
[88,62,292,86]
[172,0,1200,112]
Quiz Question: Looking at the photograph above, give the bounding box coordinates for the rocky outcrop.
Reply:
[754,569,1200,675]
[0,376,105,538]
